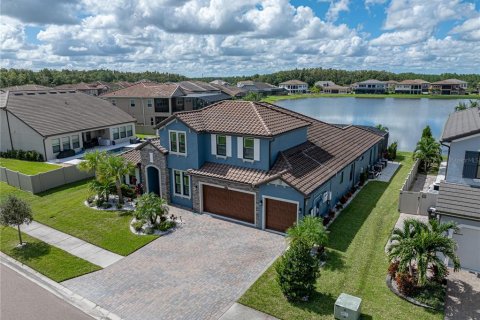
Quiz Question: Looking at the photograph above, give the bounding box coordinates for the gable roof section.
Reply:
[432,79,467,85]
[441,107,480,142]
[178,81,220,93]
[135,138,168,154]
[1,84,52,91]
[156,100,312,137]
[3,90,135,137]
[102,82,184,98]
[280,80,307,85]
[436,182,480,221]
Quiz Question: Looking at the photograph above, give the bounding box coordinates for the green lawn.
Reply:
[136,133,157,139]
[262,93,480,103]
[0,180,157,256]
[0,158,60,175]
[239,152,443,320]
[0,227,101,282]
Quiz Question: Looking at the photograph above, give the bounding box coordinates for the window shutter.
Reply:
[463,151,479,178]
[211,134,217,156]
[254,139,260,161]
[226,136,232,157]
[237,137,243,159]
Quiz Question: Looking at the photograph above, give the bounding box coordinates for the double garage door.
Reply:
[202,185,297,232]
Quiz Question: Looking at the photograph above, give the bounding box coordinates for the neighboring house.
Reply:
[236,81,287,96]
[354,79,387,94]
[384,80,398,93]
[430,79,468,95]
[102,82,187,135]
[395,79,430,94]
[314,81,336,88]
[210,79,229,86]
[436,107,480,272]
[0,89,136,161]
[323,84,351,94]
[177,80,232,106]
[210,83,247,98]
[279,80,308,94]
[1,84,51,91]
[55,82,109,96]
[131,100,386,233]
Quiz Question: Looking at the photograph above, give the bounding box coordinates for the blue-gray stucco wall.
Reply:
[446,135,480,187]
[269,127,308,165]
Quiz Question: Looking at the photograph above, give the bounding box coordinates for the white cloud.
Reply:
[450,16,480,41]
[326,0,350,22]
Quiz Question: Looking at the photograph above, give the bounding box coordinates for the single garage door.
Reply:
[265,198,297,233]
[202,185,255,224]
[453,227,480,272]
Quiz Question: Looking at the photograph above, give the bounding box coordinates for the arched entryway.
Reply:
[146,166,161,196]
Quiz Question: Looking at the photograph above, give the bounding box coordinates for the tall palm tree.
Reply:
[102,155,134,204]
[78,150,107,179]
[413,137,442,173]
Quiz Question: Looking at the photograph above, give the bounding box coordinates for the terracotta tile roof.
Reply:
[209,83,247,97]
[398,79,430,85]
[156,100,312,137]
[135,138,168,154]
[431,79,467,85]
[102,82,184,98]
[121,149,141,164]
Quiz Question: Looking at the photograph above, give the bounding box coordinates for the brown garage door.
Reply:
[265,198,297,233]
[202,185,255,224]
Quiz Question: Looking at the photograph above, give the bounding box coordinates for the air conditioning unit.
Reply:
[334,293,362,320]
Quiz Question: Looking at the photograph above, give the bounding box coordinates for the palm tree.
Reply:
[413,137,442,173]
[78,150,107,179]
[286,216,328,248]
[102,155,134,204]
[375,124,389,132]
[89,179,114,201]
[135,193,169,225]
[387,219,423,276]
[455,99,479,111]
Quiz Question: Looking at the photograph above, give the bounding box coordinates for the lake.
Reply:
[276,97,467,152]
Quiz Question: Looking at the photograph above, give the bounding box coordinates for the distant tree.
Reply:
[310,86,321,93]
[243,92,263,102]
[0,196,33,246]
[286,216,328,248]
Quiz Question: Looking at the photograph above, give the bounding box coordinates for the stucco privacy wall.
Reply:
[0,166,94,194]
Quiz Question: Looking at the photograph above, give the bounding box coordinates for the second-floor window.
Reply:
[216,135,227,156]
[130,99,135,107]
[147,99,153,108]
[462,151,480,179]
[170,131,186,154]
[243,137,254,160]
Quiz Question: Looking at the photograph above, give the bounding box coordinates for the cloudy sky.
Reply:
[1,0,479,76]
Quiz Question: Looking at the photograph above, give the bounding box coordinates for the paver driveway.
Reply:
[63,207,286,320]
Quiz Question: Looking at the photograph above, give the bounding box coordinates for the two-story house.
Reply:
[430,79,468,95]
[128,101,386,233]
[354,79,387,94]
[279,80,308,94]
[236,81,287,96]
[436,107,480,272]
[394,79,430,94]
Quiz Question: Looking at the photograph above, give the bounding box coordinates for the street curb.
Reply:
[0,252,122,320]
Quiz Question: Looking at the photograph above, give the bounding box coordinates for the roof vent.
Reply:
[13,93,24,96]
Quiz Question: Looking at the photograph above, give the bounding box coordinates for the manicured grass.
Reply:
[239,152,443,320]
[262,93,480,103]
[0,180,158,256]
[0,226,101,282]
[136,133,156,139]
[0,158,60,175]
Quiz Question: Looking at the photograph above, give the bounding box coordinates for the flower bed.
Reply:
[85,195,136,211]
[129,216,178,236]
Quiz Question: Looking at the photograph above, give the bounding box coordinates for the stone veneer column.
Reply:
[139,145,170,201]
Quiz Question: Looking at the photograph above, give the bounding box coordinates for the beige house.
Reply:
[394,79,430,94]
[430,79,468,95]
[279,80,308,94]
[323,84,351,94]
[1,89,136,161]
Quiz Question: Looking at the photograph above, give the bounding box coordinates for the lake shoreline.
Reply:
[263,93,480,103]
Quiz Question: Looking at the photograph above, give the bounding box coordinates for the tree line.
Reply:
[1,67,479,90]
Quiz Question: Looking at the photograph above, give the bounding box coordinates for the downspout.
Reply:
[5,109,14,150]
[440,141,450,179]
[42,138,47,161]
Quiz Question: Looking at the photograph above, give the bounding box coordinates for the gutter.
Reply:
[5,110,14,151]
[440,141,450,178]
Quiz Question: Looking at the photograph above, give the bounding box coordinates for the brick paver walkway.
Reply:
[63,207,286,320]
[21,221,123,268]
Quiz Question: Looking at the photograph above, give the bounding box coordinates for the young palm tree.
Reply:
[286,216,328,248]
[387,219,423,276]
[89,179,114,201]
[375,124,389,132]
[413,137,442,173]
[102,155,134,204]
[78,150,107,178]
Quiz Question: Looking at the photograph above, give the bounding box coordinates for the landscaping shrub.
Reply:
[340,196,348,204]
[335,203,343,210]
[157,220,176,231]
[322,217,330,226]
[388,261,399,278]
[116,203,123,210]
[286,216,328,248]
[102,202,112,209]
[95,198,105,208]
[0,149,44,162]
[275,239,320,302]
[86,196,94,206]
[121,184,136,199]
[144,226,154,234]
[328,210,335,219]
[132,220,144,232]
[387,141,398,160]
[395,272,417,297]
[135,193,169,225]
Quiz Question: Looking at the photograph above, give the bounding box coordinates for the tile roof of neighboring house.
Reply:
[280,80,307,85]
[1,84,52,91]
[156,100,312,137]
[121,149,141,164]
[358,79,385,84]
[177,81,220,93]
[333,124,389,137]
[431,79,467,85]
[135,138,168,154]
[436,182,480,220]
[397,79,430,85]
[186,92,231,103]
[315,81,336,87]
[209,83,247,97]
[324,84,350,90]
[55,82,108,91]
[101,82,184,98]
[441,107,480,142]
[188,162,280,185]
[210,80,229,86]
[236,81,282,91]
[1,90,135,137]
[385,80,399,84]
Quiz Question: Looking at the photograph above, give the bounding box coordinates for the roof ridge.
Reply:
[251,101,272,135]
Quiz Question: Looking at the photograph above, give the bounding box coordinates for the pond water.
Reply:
[276,97,467,152]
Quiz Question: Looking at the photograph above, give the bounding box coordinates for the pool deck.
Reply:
[47,142,141,165]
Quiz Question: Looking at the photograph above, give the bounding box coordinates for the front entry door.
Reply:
[146,166,160,196]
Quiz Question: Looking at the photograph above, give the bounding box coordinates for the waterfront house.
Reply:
[210,83,247,98]
[0,89,136,161]
[354,79,387,94]
[279,80,308,94]
[55,82,109,96]
[314,81,336,88]
[177,80,232,104]
[394,79,430,94]
[323,84,351,94]
[430,79,468,95]
[236,81,287,96]
[436,106,480,272]
[131,100,386,233]
[385,80,398,93]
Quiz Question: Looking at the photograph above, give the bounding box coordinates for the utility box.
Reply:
[334,293,362,320]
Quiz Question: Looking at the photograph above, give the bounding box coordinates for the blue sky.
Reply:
[1,0,479,76]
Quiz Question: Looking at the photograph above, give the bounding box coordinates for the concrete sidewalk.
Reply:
[219,303,278,320]
[22,221,123,268]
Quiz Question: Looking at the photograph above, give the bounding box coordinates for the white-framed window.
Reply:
[112,128,119,140]
[216,135,227,156]
[173,170,190,198]
[52,138,60,153]
[147,99,153,108]
[120,126,126,138]
[211,134,231,157]
[72,135,80,149]
[130,99,136,107]
[62,137,70,150]
[126,125,133,137]
[169,131,186,155]
[243,137,254,160]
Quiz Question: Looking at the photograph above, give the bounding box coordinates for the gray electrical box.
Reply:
[334,293,362,320]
